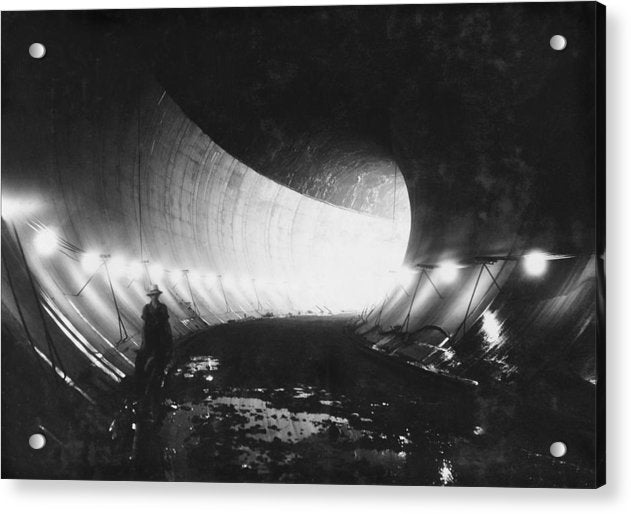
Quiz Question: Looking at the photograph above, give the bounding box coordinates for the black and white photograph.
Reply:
[1,0,606,490]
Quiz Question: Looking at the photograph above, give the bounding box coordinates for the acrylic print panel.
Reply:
[1,2,605,487]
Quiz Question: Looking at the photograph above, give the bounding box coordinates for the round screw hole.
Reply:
[549,35,567,51]
[549,441,567,458]
[28,433,46,450]
[29,43,46,59]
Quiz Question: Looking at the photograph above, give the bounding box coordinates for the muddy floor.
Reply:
[133,314,594,486]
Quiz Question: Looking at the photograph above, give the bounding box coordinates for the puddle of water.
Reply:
[152,346,593,486]
[163,357,420,483]
[175,356,220,379]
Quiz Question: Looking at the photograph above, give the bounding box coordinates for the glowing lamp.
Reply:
[436,261,460,284]
[34,228,59,256]
[81,252,102,273]
[523,251,548,277]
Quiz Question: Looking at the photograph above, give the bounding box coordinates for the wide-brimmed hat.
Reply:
[146,284,163,296]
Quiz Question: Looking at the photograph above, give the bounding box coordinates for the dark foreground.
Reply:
[129,315,594,486]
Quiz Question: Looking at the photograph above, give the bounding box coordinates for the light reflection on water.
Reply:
[162,392,410,480]
[439,459,455,485]
[481,310,505,351]
[152,335,592,486]
[176,356,220,378]
[162,358,449,484]
[210,395,350,443]
[479,310,519,380]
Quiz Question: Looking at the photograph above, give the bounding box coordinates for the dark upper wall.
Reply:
[3,4,598,264]
[145,3,598,262]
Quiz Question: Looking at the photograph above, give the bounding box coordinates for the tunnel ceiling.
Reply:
[145,3,598,261]
[3,4,597,263]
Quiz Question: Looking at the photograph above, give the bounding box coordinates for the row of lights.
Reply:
[410,250,549,283]
[33,226,551,295]
[32,227,396,293]
[77,247,321,293]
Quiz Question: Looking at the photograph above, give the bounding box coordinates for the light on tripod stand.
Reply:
[435,261,460,283]
[523,251,548,277]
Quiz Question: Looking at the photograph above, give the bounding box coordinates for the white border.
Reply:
[1,0,629,512]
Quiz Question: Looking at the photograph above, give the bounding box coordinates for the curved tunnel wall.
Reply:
[356,254,598,384]
[136,2,601,391]
[1,82,410,396]
[1,2,601,400]
[1,77,600,399]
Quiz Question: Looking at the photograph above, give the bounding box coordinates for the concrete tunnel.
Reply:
[1,4,603,482]
[2,80,412,398]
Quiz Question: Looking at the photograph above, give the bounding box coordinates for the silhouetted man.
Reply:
[135,284,172,396]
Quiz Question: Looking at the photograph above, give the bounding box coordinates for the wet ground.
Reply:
[134,315,594,486]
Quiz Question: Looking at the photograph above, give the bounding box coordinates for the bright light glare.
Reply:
[2,197,40,220]
[81,252,102,273]
[439,460,455,485]
[523,251,548,277]
[1,198,22,219]
[149,263,163,280]
[34,228,58,256]
[398,267,418,280]
[108,255,127,277]
[221,274,235,289]
[238,277,252,290]
[127,261,144,280]
[435,261,460,283]
[481,310,505,350]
